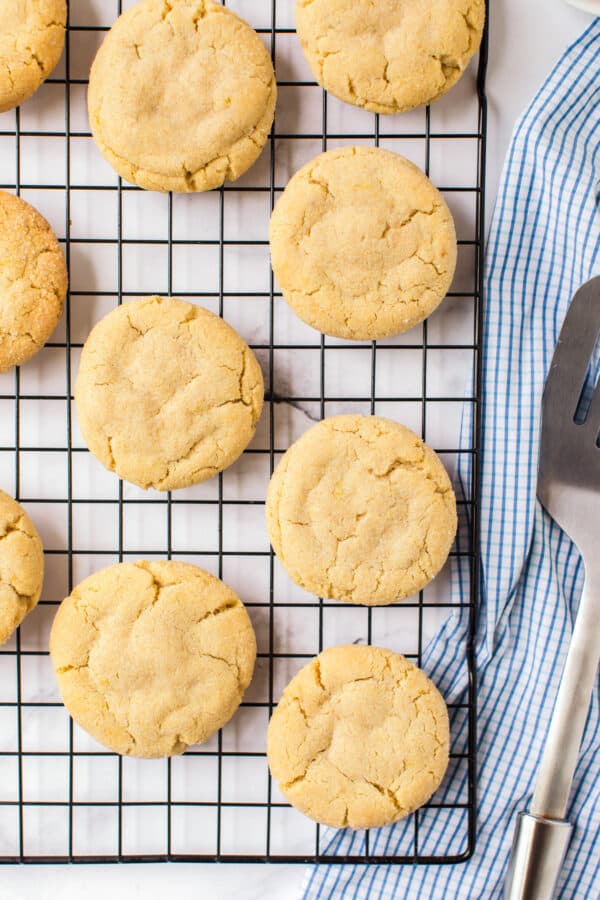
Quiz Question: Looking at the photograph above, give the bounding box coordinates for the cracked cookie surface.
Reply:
[267,644,449,829]
[0,190,67,372]
[266,414,457,606]
[0,489,44,646]
[296,0,485,115]
[0,0,66,113]
[50,560,257,757]
[269,147,456,340]
[88,0,277,192]
[74,296,264,491]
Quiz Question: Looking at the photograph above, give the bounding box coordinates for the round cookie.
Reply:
[0,191,67,372]
[74,296,264,491]
[88,0,277,192]
[295,0,485,115]
[50,561,257,757]
[0,1,66,113]
[267,644,450,829]
[269,147,457,341]
[0,489,44,646]
[266,414,457,606]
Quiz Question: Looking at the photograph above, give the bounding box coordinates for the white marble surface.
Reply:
[1,0,594,897]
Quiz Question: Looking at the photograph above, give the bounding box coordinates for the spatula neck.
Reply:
[531,572,600,819]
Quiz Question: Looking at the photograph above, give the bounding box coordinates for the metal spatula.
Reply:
[504,277,600,899]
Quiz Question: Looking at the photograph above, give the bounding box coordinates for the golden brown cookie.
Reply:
[269,147,457,340]
[0,191,67,372]
[0,0,66,113]
[74,296,264,491]
[295,0,485,114]
[266,414,457,605]
[267,644,450,829]
[0,489,44,646]
[88,0,277,192]
[50,561,257,758]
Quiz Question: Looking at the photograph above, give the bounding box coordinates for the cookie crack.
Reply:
[399,203,440,228]
[157,435,220,489]
[26,50,45,74]
[313,658,325,692]
[0,514,31,541]
[105,436,116,471]
[327,764,407,814]
[199,649,242,691]
[56,662,88,674]
[125,313,146,339]
[307,171,334,200]
[0,326,42,348]
[282,741,332,790]
[0,580,35,607]
[195,598,239,624]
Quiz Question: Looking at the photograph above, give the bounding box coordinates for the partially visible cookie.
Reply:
[50,561,257,758]
[0,489,44,646]
[0,1,67,112]
[88,0,277,191]
[295,0,485,114]
[0,191,67,372]
[267,644,450,829]
[266,414,457,606]
[269,147,456,340]
[74,296,264,491]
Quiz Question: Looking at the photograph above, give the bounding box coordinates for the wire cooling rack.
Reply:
[0,0,487,866]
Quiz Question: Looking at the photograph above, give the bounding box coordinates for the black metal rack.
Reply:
[0,0,487,866]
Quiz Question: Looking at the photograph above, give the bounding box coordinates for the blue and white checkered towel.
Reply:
[302,20,600,900]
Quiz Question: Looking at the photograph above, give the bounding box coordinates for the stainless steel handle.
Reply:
[532,573,600,819]
[504,813,572,900]
[505,572,599,898]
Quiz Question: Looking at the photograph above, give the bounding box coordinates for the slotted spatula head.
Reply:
[538,276,600,559]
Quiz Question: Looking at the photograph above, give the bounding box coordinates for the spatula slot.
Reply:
[573,330,600,425]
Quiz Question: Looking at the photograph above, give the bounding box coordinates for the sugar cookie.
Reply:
[267,644,450,829]
[0,489,44,646]
[88,0,276,191]
[295,0,485,114]
[270,147,456,340]
[50,561,257,757]
[266,414,457,605]
[0,0,66,112]
[0,191,67,371]
[75,296,264,491]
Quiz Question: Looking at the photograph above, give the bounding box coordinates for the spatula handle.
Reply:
[531,572,600,819]
[505,572,599,898]
[504,813,572,900]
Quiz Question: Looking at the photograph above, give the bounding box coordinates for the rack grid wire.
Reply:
[0,0,488,866]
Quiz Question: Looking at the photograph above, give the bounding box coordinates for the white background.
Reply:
[1,0,594,898]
